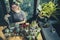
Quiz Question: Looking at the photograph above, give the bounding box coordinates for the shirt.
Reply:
[9,10,26,23]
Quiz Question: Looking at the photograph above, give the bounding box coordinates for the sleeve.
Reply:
[21,11,27,21]
[8,12,14,23]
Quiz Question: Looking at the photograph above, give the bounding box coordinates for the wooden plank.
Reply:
[8,36,24,40]
[0,26,6,40]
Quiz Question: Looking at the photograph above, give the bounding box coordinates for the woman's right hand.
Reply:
[4,14,10,23]
[4,14,10,19]
[5,14,10,17]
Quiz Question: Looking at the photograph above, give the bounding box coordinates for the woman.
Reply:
[4,2,29,34]
[4,2,27,26]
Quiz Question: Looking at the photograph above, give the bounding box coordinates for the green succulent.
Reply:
[30,21,38,27]
[40,1,57,18]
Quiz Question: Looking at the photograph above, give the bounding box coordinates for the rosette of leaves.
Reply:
[29,21,41,40]
[30,21,38,27]
[39,1,57,18]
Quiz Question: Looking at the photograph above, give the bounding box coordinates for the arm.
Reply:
[16,19,26,24]
[4,14,10,23]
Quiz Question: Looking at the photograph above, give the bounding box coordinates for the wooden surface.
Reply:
[8,36,24,40]
[0,26,43,40]
[0,26,6,40]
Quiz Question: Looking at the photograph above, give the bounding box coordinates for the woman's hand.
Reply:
[4,14,10,23]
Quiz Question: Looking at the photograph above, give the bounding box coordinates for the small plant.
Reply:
[29,21,41,40]
[30,21,38,27]
[38,1,58,28]
[39,1,57,18]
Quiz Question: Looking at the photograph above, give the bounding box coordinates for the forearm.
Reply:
[4,14,10,23]
[16,20,26,24]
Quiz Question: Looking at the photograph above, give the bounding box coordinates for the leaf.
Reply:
[51,15,59,21]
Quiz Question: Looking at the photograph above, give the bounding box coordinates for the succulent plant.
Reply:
[39,1,57,18]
